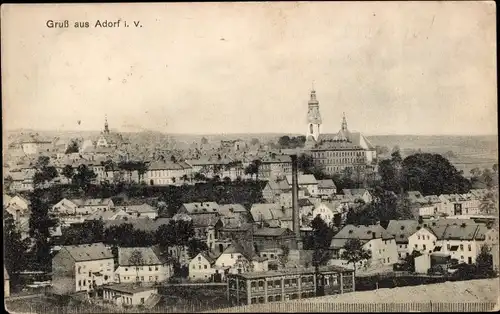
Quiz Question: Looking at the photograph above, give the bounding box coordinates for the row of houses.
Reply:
[331,219,498,272]
[51,242,166,307]
[407,189,493,218]
[4,152,299,192]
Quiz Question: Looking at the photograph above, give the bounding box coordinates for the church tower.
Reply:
[306,88,322,142]
[104,115,110,134]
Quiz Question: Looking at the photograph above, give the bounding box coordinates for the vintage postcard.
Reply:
[2,1,498,313]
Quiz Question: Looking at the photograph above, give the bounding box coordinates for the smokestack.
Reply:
[291,154,302,249]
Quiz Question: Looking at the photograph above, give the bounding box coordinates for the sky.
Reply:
[1,2,497,136]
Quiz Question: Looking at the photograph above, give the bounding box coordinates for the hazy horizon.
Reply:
[2,2,497,135]
[4,127,498,138]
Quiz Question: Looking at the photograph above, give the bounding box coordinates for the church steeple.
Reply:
[341,112,348,131]
[306,85,322,143]
[334,112,351,142]
[104,115,110,134]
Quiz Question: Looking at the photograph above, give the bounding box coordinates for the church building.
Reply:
[303,89,377,175]
[95,115,129,149]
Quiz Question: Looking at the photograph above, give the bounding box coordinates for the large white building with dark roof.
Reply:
[51,243,115,295]
[302,89,377,175]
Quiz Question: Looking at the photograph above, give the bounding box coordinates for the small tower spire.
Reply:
[342,112,348,131]
[104,115,110,134]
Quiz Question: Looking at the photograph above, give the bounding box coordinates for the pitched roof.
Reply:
[148,161,184,170]
[385,220,419,243]
[117,204,158,214]
[62,243,113,262]
[259,154,291,164]
[407,191,425,203]
[251,203,283,221]
[86,208,127,221]
[253,227,293,237]
[70,198,113,207]
[334,224,394,241]
[118,246,167,266]
[286,174,318,186]
[343,189,369,197]
[441,223,482,241]
[191,214,221,227]
[103,217,172,233]
[266,179,290,192]
[218,204,247,218]
[317,179,336,189]
[181,202,220,214]
[200,251,221,265]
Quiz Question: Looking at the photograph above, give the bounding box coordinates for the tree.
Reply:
[187,238,209,259]
[65,140,80,154]
[310,216,334,296]
[193,172,207,182]
[278,245,290,269]
[156,220,195,263]
[402,250,422,272]
[62,165,75,183]
[470,167,482,179]
[129,250,144,283]
[476,245,494,276]
[400,153,471,195]
[250,138,260,146]
[340,238,372,273]
[4,175,13,192]
[480,169,494,189]
[278,136,291,148]
[136,161,148,183]
[4,210,29,288]
[245,159,262,181]
[201,137,208,145]
[73,164,97,192]
[33,156,58,187]
[29,188,58,271]
[375,146,389,156]
[223,176,231,183]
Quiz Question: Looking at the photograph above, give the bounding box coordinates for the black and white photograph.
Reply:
[1,2,498,313]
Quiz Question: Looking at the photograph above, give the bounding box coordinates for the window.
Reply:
[125,267,128,272]
[199,265,201,269]
[415,244,418,249]
[193,265,196,269]
[423,244,426,250]
[198,256,201,261]
[78,280,81,286]
[460,244,464,251]
[89,271,92,277]
[149,276,153,281]
[149,267,152,271]
[204,265,207,269]
[231,254,234,259]
[155,266,158,271]
[468,244,471,251]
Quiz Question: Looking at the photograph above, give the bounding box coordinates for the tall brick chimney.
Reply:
[291,154,302,249]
